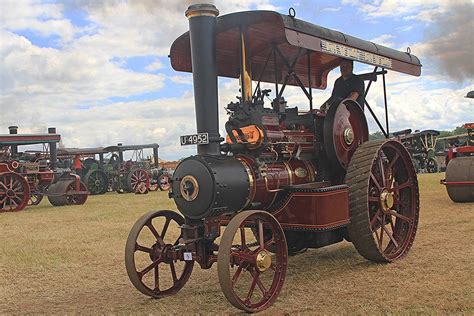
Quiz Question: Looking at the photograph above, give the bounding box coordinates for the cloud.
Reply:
[0,0,77,42]
[423,1,474,82]
[370,34,396,47]
[342,0,448,21]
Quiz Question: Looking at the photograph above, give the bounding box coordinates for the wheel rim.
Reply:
[86,170,108,195]
[347,140,419,262]
[130,169,150,193]
[28,193,43,206]
[218,210,287,312]
[125,210,193,298]
[158,174,171,191]
[427,158,437,173]
[66,181,88,205]
[0,172,30,212]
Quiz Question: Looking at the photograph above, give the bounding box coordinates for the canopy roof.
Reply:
[0,134,60,146]
[103,143,159,152]
[170,10,421,90]
[399,129,440,140]
[58,147,106,156]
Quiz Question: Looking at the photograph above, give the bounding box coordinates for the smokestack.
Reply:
[117,143,124,163]
[185,3,220,155]
[8,126,18,156]
[48,127,58,170]
[153,146,159,168]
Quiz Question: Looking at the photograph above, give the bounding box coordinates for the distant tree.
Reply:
[369,131,385,140]
[452,125,467,135]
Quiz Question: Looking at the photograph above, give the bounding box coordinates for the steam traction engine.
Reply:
[125,5,421,312]
[0,127,88,212]
[441,123,474,202]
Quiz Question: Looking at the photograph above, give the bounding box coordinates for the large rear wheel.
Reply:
[346,140,419,262]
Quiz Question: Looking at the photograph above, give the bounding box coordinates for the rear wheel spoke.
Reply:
[389,209,412,223]
[381,224,399,248]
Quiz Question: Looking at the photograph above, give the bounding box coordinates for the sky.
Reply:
[1,0,473,161]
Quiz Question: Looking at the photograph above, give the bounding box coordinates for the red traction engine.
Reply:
[0,127,88,212]
[125,5,422,312]
[441,122,474,202]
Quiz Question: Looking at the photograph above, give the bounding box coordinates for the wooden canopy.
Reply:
[170,10,421,90]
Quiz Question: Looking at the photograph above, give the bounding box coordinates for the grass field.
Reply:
[1,173,473,314]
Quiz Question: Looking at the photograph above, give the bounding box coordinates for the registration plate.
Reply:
[180,133,209,146]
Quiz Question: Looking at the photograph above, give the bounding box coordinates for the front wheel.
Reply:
[125,210,193,298]
[346,140,419,262]
[218,210,287,312]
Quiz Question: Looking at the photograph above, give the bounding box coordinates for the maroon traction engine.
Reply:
[0,127,88,212]
[125,5,421,312]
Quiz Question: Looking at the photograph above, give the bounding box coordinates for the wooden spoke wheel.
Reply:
[126,168,150,193]
[346,140,419,262]
[47,180,88,206]
[218,210,287,312]
[0,172,30,212]
[158,174,171,191]
[84,169,109,195]
[28,192,43,206]
[426,157,438,173]
[125,210,193,298]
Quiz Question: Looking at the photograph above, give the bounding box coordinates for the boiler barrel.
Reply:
[445,157,474,202]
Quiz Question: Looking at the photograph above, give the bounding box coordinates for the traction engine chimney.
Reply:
[8,126,18,157]
[48,127,58,170]
[185,4,220,156]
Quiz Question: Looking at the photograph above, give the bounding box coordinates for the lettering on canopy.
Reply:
[320,40,393,69]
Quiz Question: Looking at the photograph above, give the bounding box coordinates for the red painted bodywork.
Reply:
[273,188,349,230]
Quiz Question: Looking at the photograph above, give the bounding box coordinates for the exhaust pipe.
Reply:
[185,4,220,156]
[8,126,18,156]
[48,127,58,170]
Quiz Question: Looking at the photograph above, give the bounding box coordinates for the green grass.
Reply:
[0,173,473,314]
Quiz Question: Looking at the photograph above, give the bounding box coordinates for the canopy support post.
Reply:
[365,100,388,138]
[382,68,389,137]
[273,44,279,99]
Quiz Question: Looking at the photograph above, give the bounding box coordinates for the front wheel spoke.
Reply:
[251,269,267,296]
[381,224,399,248]
[170,261,178,282]
[147,222,162,242]
[139,260,159,279]
[240,227,246,249]
[232,265,243,286]
[264,237,275,249]
[135,243,152,253]
[161,218,171,239]
[245,270,258,302]
[154,265,160,291]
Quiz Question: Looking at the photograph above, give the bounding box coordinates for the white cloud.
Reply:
[370,34,396,47]
[341,0,449,21]
[0,0,77,42]
[145,59,163,71]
